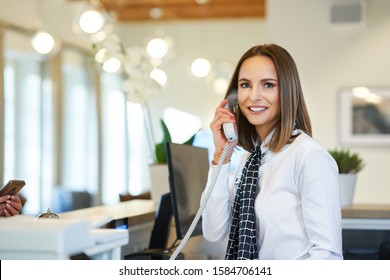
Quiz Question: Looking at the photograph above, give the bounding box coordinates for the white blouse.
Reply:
[202,131,343,260]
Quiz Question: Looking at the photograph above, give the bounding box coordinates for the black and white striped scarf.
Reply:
[226,146,261,260]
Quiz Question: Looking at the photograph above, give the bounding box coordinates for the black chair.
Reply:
[379,240,390,260]
[52,187,92,212]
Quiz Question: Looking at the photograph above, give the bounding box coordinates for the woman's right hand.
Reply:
[209,99,238,164]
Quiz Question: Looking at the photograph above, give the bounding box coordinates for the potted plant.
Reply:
[149,119,197,204]
[328,148,365,206]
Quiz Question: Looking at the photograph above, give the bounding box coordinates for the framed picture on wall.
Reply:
[339,86,390,146]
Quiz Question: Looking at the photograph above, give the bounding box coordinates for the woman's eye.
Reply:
[239,82,250,89]
[264,82,275,89]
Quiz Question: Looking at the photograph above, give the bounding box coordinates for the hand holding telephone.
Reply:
[0,180,25,196]
[222,92,238,142]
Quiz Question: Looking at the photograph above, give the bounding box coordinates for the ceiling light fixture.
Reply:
[79,9,106,34]
[102,56,121,73]
[147,38,169,59]
[31,31,55,55]
[191,58,212,78]
[95,48,108,63]
[195,0,210,4]
[149,8,163,19]
[150,68,168,87]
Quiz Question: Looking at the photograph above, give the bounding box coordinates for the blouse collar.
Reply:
[258,127,301,158]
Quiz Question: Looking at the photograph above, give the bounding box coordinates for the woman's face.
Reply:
[237,55,281,141]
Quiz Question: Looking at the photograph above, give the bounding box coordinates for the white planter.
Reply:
[149,164,170,205]
[339,173,357,207]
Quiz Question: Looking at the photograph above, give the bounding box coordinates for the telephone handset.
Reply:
[222,92,238,142]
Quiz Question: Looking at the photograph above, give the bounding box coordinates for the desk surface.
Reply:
[342,204,390,219]
[59,199,156,227]
[60,201,390,226]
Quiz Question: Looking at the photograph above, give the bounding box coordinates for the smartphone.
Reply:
[0,180,25,196]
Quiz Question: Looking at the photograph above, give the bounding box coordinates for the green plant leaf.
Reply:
[328,148,365,174]
[160,119,171,143]
[154,119,171,163]
[155,142,166,164]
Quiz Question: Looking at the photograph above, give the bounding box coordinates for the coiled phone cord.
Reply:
[169,142,232,260]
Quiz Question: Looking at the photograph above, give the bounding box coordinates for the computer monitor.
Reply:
[165,142,209,240]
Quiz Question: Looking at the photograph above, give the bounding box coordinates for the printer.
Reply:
[0,215,128,260]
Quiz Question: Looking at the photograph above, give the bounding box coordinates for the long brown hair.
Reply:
[225,44,312,152]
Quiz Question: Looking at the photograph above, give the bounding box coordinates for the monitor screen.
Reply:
[166,142,209,240]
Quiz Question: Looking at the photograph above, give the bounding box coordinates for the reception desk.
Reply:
[0,216,128,260]
[60,199,156,227]
[341,204,390,260]
[342,204,390,219]
[60,199,157,258]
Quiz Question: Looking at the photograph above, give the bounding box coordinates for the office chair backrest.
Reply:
[379,240,390,260]
[148,192,172,249]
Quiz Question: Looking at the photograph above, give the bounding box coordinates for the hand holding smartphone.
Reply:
[0,180,26,196]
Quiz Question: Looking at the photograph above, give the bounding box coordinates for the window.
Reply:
[3,30,54,214]
[126,101,152,195]
[60,49,98,195]
[100,73,128,204]
[100,73,152,204]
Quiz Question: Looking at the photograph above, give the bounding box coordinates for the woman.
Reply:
[0,195,23,217]
[202,44,343,260]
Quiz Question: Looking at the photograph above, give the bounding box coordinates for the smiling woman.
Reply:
[202,43,343,260]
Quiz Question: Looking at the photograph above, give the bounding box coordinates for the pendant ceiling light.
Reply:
[79,9,106,34]
[31,31,55,55]
[191,58,212,78]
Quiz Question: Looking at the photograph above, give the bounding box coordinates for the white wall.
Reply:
[1,0,389,204]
